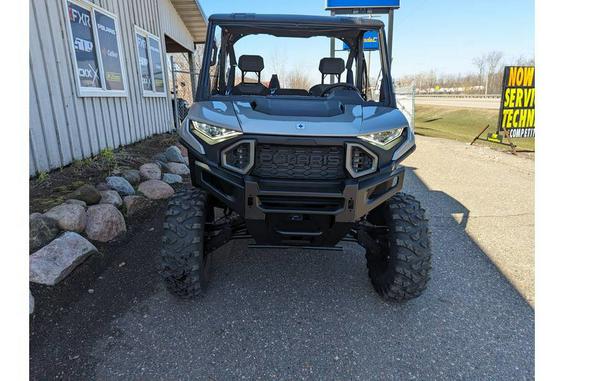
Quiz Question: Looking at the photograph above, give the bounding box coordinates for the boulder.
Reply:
[85,204,127,242]
[67,184,101,205]
[105,176,135,196]
[152,153,168,163]
[29,232,98,285]
[138,180,175,200]
[165,146,187,164]
[139,163,162,181]
[122,169,141,185]
[44,204,86,233]
[96,182,111,191]
[64,199,87,207]
[99,190,123,208]
[165,162,190,176]
[30,290,35,314]
[30,213,59,252]
[123,195,152,217]
[176,143,188,157]
[155,160,170,172]
[162,173,183,184]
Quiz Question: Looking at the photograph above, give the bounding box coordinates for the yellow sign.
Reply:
[499,66,535,138]
[487,133,502,143]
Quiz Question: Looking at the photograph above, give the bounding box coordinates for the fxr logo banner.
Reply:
[68,6,91,27]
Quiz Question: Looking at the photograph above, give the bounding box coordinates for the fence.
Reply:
[169,54,200,128]
[395,83,416,132]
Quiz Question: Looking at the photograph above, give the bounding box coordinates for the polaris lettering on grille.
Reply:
[259,152,341,167]
[253,145,345,180]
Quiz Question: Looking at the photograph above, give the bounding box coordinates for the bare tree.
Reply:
[472,54,487,93]
[485,51,504,93]
[515,55,535,66]
[269,49,287,81]
[284,67,312,90]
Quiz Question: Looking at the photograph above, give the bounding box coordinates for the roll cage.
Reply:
[195,14,397,108]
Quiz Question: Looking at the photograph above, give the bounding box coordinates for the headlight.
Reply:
[358,128,404,147]
[190,120,242,144]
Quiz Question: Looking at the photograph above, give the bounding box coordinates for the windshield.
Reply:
[197,19,395,107]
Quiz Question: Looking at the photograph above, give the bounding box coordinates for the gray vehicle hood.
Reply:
[187,100,408,137]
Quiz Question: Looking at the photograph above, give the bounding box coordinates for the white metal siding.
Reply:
[29,0,190,175]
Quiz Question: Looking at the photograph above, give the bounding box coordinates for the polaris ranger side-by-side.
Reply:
[162,14,431,302]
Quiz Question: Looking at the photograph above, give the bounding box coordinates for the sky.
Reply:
[198,0,534,80]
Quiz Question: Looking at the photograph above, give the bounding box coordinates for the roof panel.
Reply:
[170,0,208,42]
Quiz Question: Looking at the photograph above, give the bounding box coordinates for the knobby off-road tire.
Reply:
[365,193,432,302]
[160,188,209,299]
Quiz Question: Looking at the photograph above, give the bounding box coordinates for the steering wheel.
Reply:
[319,83,360,97]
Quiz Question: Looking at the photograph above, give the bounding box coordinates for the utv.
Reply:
[162,14,431,302]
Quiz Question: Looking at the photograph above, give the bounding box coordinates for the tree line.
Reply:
[396,52,534,94]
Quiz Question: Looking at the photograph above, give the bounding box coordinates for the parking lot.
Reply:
[30,135,534,380]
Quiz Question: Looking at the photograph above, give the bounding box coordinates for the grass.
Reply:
[414,104,535,152]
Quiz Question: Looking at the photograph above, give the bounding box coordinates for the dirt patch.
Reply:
[30,133,180,214]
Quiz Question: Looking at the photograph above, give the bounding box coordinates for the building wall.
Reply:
[29,0,196,176]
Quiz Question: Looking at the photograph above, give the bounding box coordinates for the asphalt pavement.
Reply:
[30,136,534,380]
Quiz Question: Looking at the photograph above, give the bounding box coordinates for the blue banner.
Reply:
[327,0,399,9]
[342,30,379,51]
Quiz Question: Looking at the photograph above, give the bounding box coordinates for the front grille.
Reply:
[252,144,345,180]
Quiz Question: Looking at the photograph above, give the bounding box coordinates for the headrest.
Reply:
[319,57,345,75]
[238,55,264,72]
[269,74,280,89]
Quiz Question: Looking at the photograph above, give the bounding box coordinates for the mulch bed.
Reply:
[30,132,180,214]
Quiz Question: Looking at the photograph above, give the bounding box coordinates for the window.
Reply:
[135,27,166,96]
[65,0,127,96]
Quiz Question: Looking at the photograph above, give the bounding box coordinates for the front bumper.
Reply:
[191,153,405,245]
[194,157,405,222]
[182,130,415,245]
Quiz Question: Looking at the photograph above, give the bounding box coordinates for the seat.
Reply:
[309,57,346,96]
[232,55,268,95]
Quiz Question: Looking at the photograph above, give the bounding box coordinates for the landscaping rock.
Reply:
[176,143,188,157]
[165,162,190,175]
[165,146,187,164]
[85,204,126,242]
[152,152,168,163]
[138,180,175,200]
[30,290,34,314]
[30,213,59,252]
[29,232,98,285]
[123,195,152,217]
[64,199,87,207]
[68,184,101,205]
[105,176,135,196]
[139,163,162,180]
[99,190,123,208]
[122,169,141,185]
[157,160,172,171]
[96,182,111,191]
[44,204,86,233]
[162,173,183,184]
